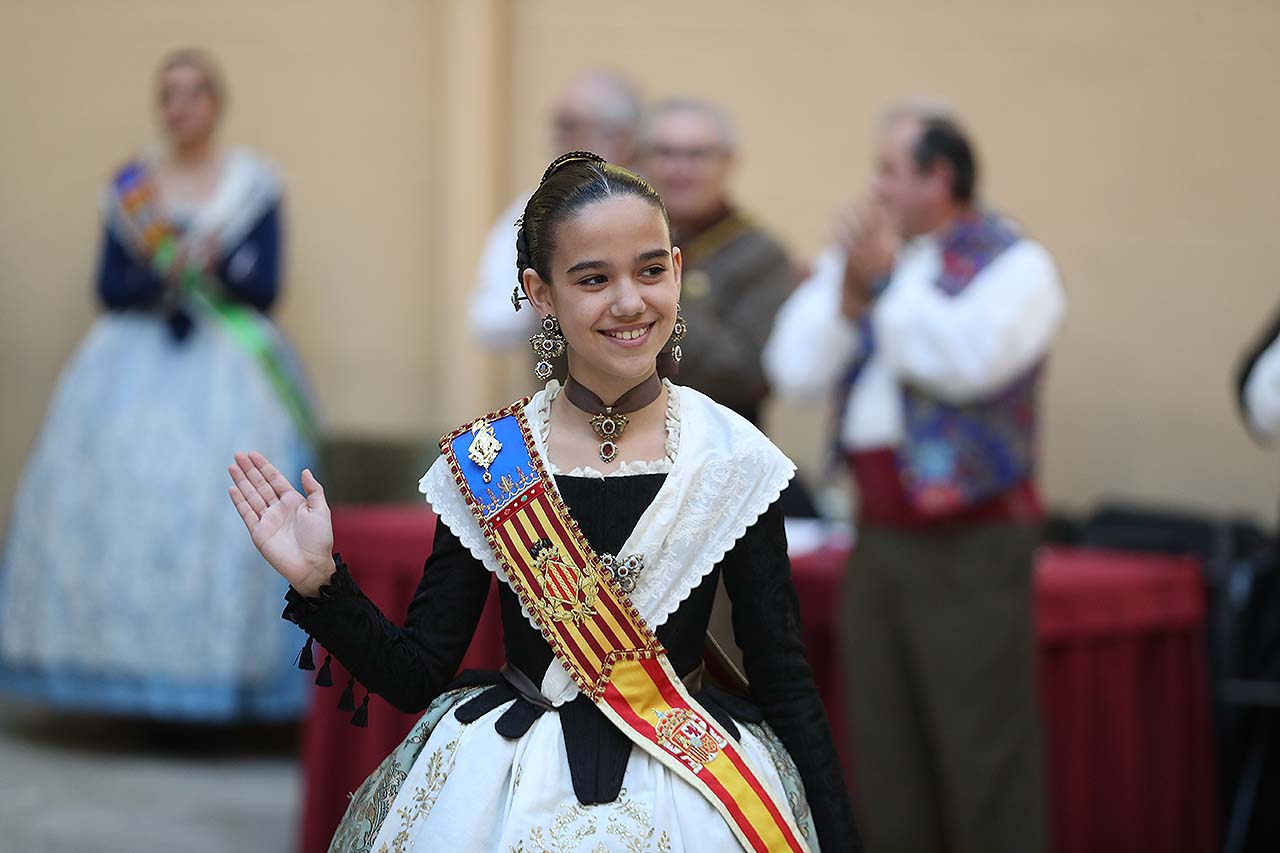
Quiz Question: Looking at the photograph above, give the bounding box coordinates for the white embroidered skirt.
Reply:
[331,686,820,853]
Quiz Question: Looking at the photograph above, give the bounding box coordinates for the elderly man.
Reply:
[638,97,794,426]
[469,71,642,352]
[765,103,1065,853]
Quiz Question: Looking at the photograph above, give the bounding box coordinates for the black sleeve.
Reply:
[282,518,492,713]
[722,500,861,852]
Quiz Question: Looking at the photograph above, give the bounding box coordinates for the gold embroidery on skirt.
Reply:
[377,736,463,853]
[507,788,673,853]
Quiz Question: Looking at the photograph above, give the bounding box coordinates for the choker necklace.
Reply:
[562,373,663,463]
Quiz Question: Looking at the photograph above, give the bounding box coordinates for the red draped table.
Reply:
[300,507,1217,853]
[789,543,1218,853]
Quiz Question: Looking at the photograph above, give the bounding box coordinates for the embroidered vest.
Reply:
[840,211,1042,517]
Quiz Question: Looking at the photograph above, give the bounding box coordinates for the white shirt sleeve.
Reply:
[762,247,863,402]
[1244,332,1280,443]
[875,239,1066,404]
[469,193,538,351]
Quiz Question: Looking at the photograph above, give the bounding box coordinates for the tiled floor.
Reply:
[0,699,300,853]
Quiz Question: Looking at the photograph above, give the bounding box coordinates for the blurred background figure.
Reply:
[765,102,1065,853]
[1225,304,1280,851]
[639,96,819,524]
[0,48,316,723]
[1240,307,1280,445]
[637,97,794,428]
[468,70,642,354]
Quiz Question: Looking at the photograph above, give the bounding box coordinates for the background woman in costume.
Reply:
[0,49,317,722]
[228,153,857,851]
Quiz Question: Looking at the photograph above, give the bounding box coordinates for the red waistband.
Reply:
[847,448,1043,529]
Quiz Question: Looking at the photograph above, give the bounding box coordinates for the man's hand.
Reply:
[835,196,898,319]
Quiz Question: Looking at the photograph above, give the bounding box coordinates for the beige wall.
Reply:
[0,0,451,519]
[2,0,1277,525]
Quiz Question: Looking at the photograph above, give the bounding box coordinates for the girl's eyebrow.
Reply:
[565,259,607,275]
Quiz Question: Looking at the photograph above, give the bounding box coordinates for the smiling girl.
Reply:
[228,152,857,852]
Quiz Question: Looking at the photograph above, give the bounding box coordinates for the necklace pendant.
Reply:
[589,408,629,464]
[589,409,629,441]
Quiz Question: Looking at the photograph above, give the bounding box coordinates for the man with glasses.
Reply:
[469,71,642,352]
[638,98,795,426]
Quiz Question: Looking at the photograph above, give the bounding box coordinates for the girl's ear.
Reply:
[523,267,555,317]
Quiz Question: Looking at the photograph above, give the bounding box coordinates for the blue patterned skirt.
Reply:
[0,311,316,721]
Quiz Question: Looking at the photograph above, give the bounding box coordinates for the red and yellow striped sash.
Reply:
[441,401,808,853]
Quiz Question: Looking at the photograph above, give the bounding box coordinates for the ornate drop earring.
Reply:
[529,314,566,381]
[668,305,688,364]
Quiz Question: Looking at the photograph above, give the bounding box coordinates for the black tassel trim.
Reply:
[315,653,333,687]
[296,636,316,671]
[338,676,356,712]
[351,692,370,728]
